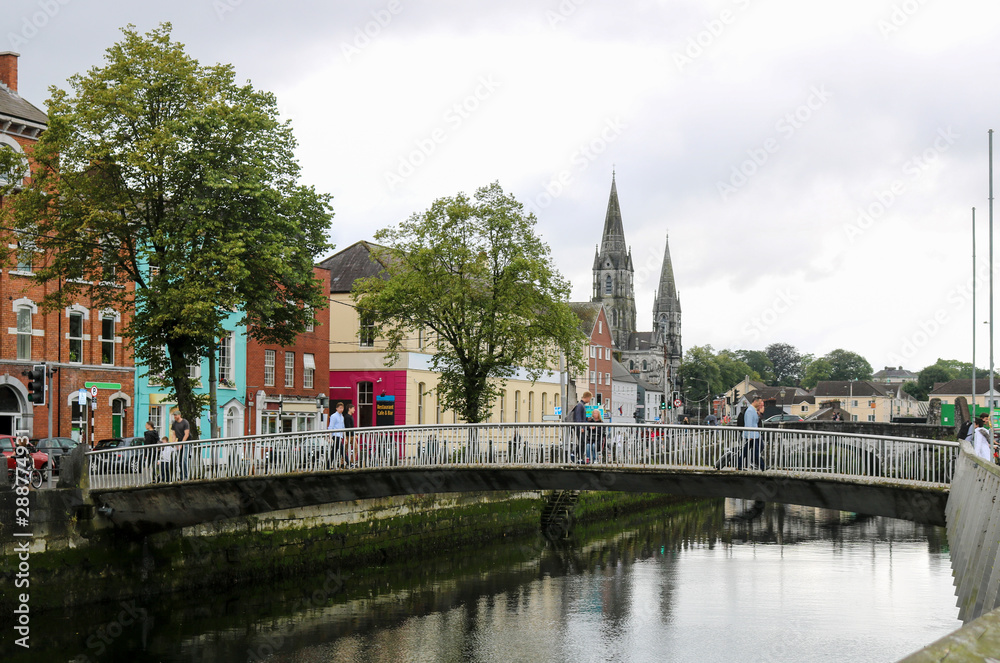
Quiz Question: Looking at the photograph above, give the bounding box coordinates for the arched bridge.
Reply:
[82,423,957,534]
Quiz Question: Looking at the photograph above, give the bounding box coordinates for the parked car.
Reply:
[764,414,804,423]
[96,437,155,473]
[2,434,49,477]
[30,437,80,472]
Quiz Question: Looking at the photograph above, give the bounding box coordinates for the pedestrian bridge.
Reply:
[83,423,956,534]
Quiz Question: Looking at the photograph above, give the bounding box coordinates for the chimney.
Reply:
[0,51,19,93]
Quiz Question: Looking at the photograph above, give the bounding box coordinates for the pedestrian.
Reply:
[957,416,973,444]
[157,437,173,483]
[705,412,718,426]
[740,396,766,470]
[170,411,191,479]
[973,415,993,462]
[832,411,842,422]
[344,404,356,468]
[570,391,592,463]
[586,409,605,464]
[328,401,345,467]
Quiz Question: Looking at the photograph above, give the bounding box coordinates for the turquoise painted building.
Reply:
[133,311,248,440]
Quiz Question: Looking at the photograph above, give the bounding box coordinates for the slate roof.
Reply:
[612,359,636,383]
[0,85,46,126]
[626,331,655,351]
[317,241,391,293]
[872,366,917,381]
[812,381,889,397]
[929,378,1000,396]
[568,301,604,337]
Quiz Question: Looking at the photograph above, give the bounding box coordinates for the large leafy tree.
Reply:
[801,358,832,389]
[716,350,760,391]
[352,182,585,423]
[765,342,805,386]
[734,349,774,385]
[0,24,332,436]
[824,348,873,382]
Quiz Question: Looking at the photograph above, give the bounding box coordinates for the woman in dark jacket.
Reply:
[143,421,159,446]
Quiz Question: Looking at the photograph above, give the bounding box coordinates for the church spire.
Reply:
[600,172,627,256]
[657,232,679,306]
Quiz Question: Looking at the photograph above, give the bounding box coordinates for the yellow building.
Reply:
[320,241,561,428]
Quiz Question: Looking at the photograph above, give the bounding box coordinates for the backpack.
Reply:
[736,405,748,428]
[957,420,972,441]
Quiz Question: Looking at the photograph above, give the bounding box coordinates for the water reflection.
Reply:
[11,498,959,663]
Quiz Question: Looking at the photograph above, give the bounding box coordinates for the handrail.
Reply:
[84,423,959,491]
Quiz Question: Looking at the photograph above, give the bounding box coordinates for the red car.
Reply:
[2,434,49,473]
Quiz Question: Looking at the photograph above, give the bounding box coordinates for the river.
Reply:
[10,498,961,662]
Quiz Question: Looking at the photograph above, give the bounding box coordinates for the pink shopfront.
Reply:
[328,370,408,428]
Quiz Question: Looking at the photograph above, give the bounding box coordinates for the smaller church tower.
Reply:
[591,173,636,351]
[652,233,682,392]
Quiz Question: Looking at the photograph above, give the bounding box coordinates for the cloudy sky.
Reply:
[6,0,1000,375]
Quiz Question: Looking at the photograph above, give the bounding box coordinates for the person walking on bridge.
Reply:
[328,402,346,468]
[740,396,766,470]
[972,415,993,462]
[570,391,591,463]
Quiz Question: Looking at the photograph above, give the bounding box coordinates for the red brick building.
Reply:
[244,266,331,434]
[568,302,613,409]
[0,52,135,443]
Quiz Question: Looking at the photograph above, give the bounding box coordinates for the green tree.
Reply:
[902,380,923,401]
[0,24,332,435]
[734,349,774,384]
[678,345,722,421]
[716,350,760,391]
[765,342,805,385]
[352,182,586,424]
[914,364,955,401]
[824,349,873,382]
[801,358,833,389]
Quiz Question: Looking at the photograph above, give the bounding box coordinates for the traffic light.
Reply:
[734,388,740,400]
[26,364,45,405]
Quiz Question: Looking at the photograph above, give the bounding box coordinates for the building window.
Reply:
[598,320,602,333]
[358,381,374,427]
[528,392,534,421]
[435,392,442,424]
[590,371,596,384]
[188,357,201,381]
[359,312,375,347]
[541,392,547,416]
[514,390,521,422]
[16,306,31,360]
[852,400,858,407]
[417,328,424,350]
[264,350,275,387]
[219,332,233,385]
[867,414,875,422]
[642,360,647,371]
[500,392,506,423]
[801,405,808,412]
[598,372,603,385]
[418,382,425,424]
[101,316,115,364]
[16,238,33,274]
[69,312,83,363]
[305,308,314,333]
[284,352,295,388]
[605,275,612,295]
[591,346,596,359]
[303,354,315,389]
[606,372,610,385]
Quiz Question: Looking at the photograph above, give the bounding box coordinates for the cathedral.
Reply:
[591,174,682,396]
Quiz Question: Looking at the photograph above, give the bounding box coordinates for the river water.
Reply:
[15,498,961,662]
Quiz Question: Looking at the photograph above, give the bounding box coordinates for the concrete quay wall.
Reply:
[944,441,1000,623]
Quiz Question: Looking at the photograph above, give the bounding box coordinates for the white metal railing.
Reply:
[84,423,960,490]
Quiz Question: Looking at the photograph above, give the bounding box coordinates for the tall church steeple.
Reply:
[653,233,682,385]
[592,172,636,351]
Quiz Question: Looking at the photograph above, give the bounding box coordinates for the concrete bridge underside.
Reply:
[89,467,949,535]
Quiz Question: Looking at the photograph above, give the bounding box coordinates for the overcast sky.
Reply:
[7,0,1000,376]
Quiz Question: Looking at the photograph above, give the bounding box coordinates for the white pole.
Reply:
[973,207,977,419]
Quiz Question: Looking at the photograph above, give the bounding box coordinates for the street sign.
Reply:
[90,385,98,398]
[78,387,87,403]
[554,406,562,416]
[541,414,561,421]
[84,381,122,390]
[673,399,682,407]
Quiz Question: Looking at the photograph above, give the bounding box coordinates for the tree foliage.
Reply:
[0,24,332,434]
[352,182,586,424]
[801,357,832,389]
[765,342,805,386]
[679,346,759,419]
[823,348,873,382]
[734,349,775,385]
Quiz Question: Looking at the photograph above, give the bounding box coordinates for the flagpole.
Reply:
[989,130,995,433]
[973,206,977,419]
